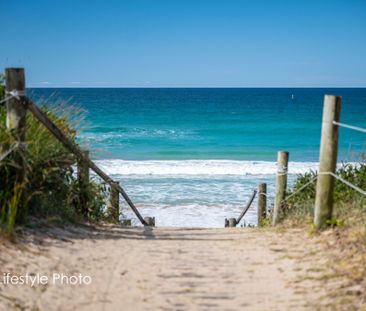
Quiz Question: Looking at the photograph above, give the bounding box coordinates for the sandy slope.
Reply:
[0,225,328,310]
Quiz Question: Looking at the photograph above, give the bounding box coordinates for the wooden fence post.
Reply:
[78,150,90,183]
[225,218,237,227]
[257,183,267,226]
[272,151,289,225]
[144,216,155,227]
[4,68,27,222]
[5,68,26,138]
[77,150,89,215]
[314,95,341,229]
[5,68,27,182]
[108,181,120,222]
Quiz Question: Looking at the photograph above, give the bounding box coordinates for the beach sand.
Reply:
[0,224,337,310]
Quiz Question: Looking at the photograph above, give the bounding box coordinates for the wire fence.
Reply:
[324,120,366,196]
[333,121,366,134]
[281,119,366,205]
[283,175,318,202]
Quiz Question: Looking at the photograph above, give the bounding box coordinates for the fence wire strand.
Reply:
[333,121,366,134]
[319,171,366,197]
[0,90,26,105]
[280,170,366,203]
[0,95,14,105]
[0,143,20,162]
[283,175,318,202]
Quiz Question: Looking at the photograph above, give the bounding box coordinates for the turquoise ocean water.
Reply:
[29,88,366,227]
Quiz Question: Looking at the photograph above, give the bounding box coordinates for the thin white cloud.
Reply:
[39,81,51,85]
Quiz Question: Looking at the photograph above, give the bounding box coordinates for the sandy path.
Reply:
[0,225,322,310]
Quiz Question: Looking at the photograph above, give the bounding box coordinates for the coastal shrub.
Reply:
[0,80,107,234]
[283,162,366,223]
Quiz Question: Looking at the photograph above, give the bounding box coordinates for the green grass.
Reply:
[279,162,366,225]
[0,77,108,235]
[278,164,366,309]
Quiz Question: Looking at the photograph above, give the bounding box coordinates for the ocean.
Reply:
[29,88,366,227]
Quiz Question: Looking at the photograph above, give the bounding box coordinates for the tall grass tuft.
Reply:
[283,162,366,224]
[0,78,107,234]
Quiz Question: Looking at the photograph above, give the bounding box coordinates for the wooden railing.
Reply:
[3,68,148,226]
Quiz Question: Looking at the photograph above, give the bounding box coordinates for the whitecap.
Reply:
[94,159,319,176]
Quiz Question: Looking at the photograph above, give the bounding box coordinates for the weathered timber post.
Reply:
[224,218,229,227]
[257,183,267,226]
[272,151,289,225]
[227,218,237,227]
[5,68,27,182]
[5,68,27,223]
[108,181,120,222]
[77,150,89,216]
[5,68,26,138]
[225,218,237,227]
[144,217,155,227]
[78,150,90,183]
[314,95,341,229]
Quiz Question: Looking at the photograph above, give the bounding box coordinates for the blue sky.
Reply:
[1,0,366,87]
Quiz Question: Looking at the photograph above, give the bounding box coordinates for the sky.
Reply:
[1,0,366,87]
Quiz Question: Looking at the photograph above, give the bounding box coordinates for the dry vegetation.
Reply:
[279,199,366,310]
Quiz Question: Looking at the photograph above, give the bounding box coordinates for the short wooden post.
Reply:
[257,183,267,226]
[78,151,89,184]
[228,218,237,227]
[272,151,289,225]
[77,150,89,215]
[225,218,237,227]
[108,181,120,222]
[144,217,155,227]
[224,219,229,227]
[314,95,341,229]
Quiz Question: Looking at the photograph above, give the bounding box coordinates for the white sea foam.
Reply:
[122,203,259,228]
[94,159,318,176]
[92,159,323,227]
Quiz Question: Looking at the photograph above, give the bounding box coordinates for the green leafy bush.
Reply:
[283,162,366,223]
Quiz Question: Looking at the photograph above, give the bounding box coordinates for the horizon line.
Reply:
[27,86,366,89]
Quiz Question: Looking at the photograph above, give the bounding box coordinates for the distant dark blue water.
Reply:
[29,88,366,161]
[29,88,366,227]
